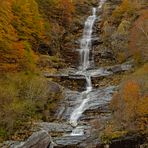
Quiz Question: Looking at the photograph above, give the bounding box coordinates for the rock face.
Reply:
[54,135,88,148]
[60,0,100,67]
[44,61,133,77]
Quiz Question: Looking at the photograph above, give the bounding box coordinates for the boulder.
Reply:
[10,130,53,148]
[48,81,62,93]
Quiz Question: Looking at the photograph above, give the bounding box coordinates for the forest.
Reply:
[0,0,147,147]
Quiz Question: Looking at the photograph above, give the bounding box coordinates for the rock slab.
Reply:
[10,130,52,148]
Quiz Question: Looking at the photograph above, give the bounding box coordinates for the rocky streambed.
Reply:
[3,62,140,148]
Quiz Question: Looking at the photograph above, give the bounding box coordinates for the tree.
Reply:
[0,0,44,72]
[129,10,148,63]
[57,0,75,28]
[111,64,148,133]
[112,0,137,24]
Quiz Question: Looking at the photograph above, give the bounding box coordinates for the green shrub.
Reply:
[0,73,51,141]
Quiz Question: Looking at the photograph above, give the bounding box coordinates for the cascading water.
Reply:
[85,75,92,91]
[70,0,106,136]
[70,8,96,128]
[79,8,96,71]
[70,75,92,128]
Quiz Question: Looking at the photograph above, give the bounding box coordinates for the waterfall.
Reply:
[69,7,96,129]
[70,126,85,136]
[70,97,89,127]
[79,8,96,71]
[85,75,92,91]
[70,1,106,136]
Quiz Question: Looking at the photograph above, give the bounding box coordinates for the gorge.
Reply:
[0,0,147,148]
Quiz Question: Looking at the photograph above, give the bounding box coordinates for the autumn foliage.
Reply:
[0,72,64,141]
[111,64,148,133]
[0,0,42,72]
[129,10,148,63]
[112,0,137,24]
[0,0,76,72]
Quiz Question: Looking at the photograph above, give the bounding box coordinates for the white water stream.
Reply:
[70,0,106,136]
[79,7,96,71]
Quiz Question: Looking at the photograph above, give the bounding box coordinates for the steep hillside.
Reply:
[0,0,99,73]
[0,0,43,72]
[95,0,148,65]
[95,0,148,144]
[0,0,147,146]
[0,0,97,142]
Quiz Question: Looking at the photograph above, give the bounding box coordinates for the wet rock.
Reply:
[57,85,116,122]
[44,62,133,88]
[37,122,73,133]
[109,65,122,73]
[44,67,113,80]
[54,135,88,148]
[10,130,52,148]
[48,81,62,93]
[108,63,133,73]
